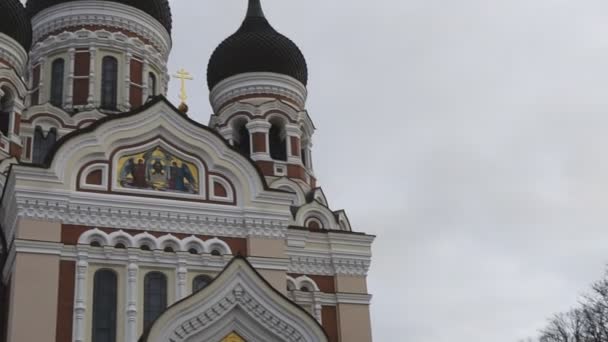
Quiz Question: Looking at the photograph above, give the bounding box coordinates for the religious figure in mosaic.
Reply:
[117,147,199,194]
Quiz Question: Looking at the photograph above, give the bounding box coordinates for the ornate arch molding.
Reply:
[270,177,307,206]
[0,74,27,101]
[295,201,339,230]
[21,105,105,130]
[35,98,287,203]
[140,257,328,342]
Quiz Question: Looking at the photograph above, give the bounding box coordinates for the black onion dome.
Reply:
[0,0,33,50]
[207,0,308,90]
[25,0,172,33]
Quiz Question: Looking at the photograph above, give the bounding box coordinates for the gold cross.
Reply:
[173,68,193,103]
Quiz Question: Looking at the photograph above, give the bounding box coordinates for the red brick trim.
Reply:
[322,306,339,342]
[56,261,75,342]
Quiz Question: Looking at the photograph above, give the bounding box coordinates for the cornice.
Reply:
[0,33,28,73]
[31,1,171,58]
[30,29,167,67]
[210,72,308,114]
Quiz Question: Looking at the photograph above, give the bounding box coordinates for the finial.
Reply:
[246,0,265,18]
[178,102,189,114]
[172,68,193,111]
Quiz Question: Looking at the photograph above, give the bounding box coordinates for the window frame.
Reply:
[50,58,65,107]
[100,56,119,110]
[92,269,118,342]
[143,271,168,329]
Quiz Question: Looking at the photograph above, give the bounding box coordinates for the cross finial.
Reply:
[172,68,193,104]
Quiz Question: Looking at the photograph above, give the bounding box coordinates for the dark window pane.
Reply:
[237,125,250,157]
[33,126,57,164]
[193,275,212,292]
[101,57,118,110]
[269,124,287,161]
[50,59,64,107]
[92,270,117,342]
[144,272,167,329]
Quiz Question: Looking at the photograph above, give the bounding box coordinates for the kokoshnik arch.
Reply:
[0,0,375,341]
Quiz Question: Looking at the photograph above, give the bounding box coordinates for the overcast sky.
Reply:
[165,1,608,341]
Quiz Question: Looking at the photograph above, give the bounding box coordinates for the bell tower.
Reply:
[25,0,173,113]
[207,0,317,190]
[0,0,31,161]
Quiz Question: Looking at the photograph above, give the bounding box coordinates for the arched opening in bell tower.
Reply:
[269,117,287,161]
[232,118,251,157]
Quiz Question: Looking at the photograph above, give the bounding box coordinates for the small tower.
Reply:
[0,0,31,161]
[24,0,173,113]
[207,0,316,190]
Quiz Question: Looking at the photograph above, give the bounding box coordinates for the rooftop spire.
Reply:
[246,0,265,18]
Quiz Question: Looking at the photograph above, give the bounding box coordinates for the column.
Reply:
[37,57,46,104]
[142,59,150,101]
[123,52,132,111]
[218,126,234,145]
[304,140,314,172]
[65,48,76,109]
[73,253,89,342]
[246,120,272,161]
[125,257,139,342]
[87,47,97,108]
[285,124,303,165]
[176,260,187,301]
[312,293,323,323]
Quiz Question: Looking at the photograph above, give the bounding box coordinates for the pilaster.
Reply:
[66,48,76,109]
[87,47,97,108]
[123,52,132,111]
[125,258,139,342]
[176,260,188,301]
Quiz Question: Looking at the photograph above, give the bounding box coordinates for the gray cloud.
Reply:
[166,0,608,341]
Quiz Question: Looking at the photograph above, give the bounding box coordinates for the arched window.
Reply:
[50,58,65,107]
[101,56,118,110]
[144,272,167,329]
[92,270,117,342]
[192,275,212,292]
[148,73,157,97]
[33,126,57,164]
[269,120,287,161]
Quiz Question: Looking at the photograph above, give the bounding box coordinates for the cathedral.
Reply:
[0,0,374,341]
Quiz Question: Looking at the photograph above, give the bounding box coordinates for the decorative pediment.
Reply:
[3,98,296,242]
[140,256,328,342]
